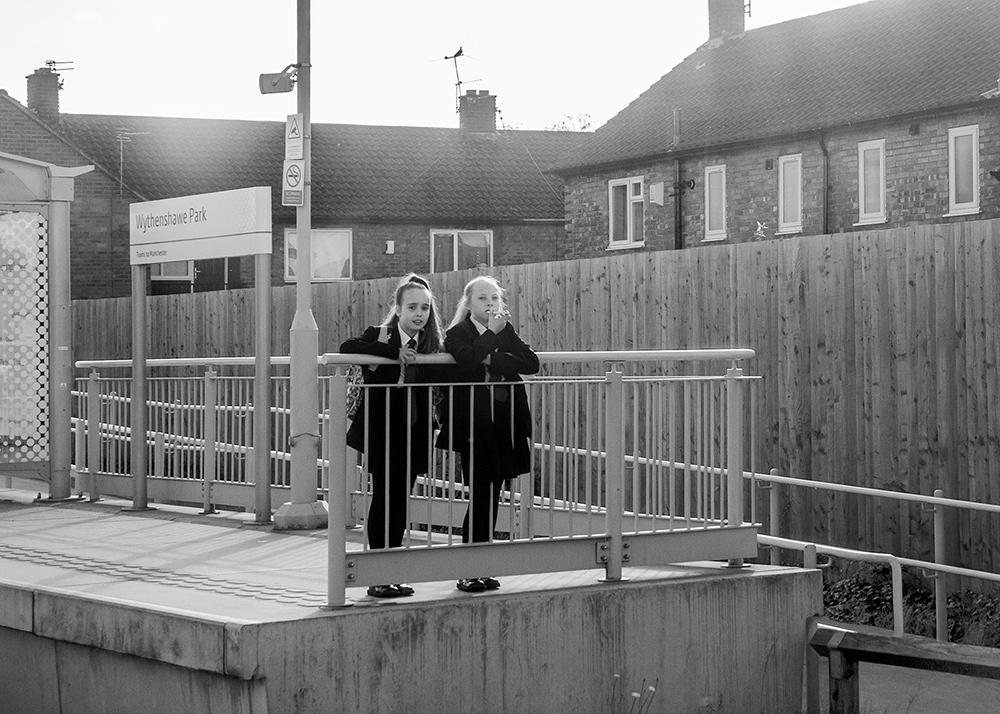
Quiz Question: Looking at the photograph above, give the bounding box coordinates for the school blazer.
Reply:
[341,325,436,469]
[436,317,539,457]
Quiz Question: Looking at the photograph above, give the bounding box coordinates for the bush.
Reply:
[822,563,1000,647]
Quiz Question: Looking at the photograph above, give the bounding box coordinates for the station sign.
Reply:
[129,186,272,264]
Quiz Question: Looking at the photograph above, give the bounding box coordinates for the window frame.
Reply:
[947,125,980,216]
[607,176,645,249]
[777,154,803,234]
[703,165,727,242]
[150,260,193,281]
[284,228,353,283]
[429,229,494,273]
[856,139,887,226]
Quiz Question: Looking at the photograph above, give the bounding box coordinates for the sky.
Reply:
[2,0,870,131]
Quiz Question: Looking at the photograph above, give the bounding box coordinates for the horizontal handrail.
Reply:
[750,469,1000,515]
[325,348,755,366]
[75,356,292,369]
[77,348,755,370]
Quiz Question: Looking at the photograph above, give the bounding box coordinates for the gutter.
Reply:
[553,98,998,179]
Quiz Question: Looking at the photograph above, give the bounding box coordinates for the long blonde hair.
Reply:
[448,275,506,329]
[380,273,444,352]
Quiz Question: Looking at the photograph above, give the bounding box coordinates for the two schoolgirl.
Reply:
[342,273,538,598]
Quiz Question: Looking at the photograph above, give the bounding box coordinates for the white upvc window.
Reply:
[608,176,644,248]
[857,139,886,225]
[430,230,493,272]
[947,125,980,216]
[151,260,193,281]
[778,154,803,234]
[704,165,727,241]
[284,228,353,282]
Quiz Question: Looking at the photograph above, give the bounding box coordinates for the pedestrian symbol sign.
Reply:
[285,113,303,160]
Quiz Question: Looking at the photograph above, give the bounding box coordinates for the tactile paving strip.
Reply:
[0,543,329,608]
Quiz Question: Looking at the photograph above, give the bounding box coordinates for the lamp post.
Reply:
[266,0,327,529]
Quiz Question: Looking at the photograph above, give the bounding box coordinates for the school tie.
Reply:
[487,351,508,402]
[403,337,417,383]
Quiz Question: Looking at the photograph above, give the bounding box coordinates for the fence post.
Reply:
[726,364,745,568]
[202,368,218,515]
[86,370,102,501]
[933,488,947,642]
[601,362,626,582]
[325,366,349,607]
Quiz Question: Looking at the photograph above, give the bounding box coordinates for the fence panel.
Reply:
[71,219,1000,572]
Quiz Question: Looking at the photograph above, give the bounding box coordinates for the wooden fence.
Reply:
[73,218,1000,573]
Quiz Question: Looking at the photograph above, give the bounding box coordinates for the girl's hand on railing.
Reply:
[398,346,418,365]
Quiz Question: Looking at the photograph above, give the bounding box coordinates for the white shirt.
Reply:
[397,325,420,348]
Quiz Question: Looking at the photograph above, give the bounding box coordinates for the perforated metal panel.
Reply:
[0,210,48,464]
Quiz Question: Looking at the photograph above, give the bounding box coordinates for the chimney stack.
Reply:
[707,0,746,40]
[26,66,61,124]
[459,89,497,133]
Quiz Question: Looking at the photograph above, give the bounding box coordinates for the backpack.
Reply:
[345,325,390,421]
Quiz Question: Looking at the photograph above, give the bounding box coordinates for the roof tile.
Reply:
[553,0,1000,173]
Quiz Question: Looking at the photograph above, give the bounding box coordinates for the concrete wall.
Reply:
[0,566,821,714]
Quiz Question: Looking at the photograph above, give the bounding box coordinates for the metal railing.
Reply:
[753,468,1000,643]
[74,349,760,606]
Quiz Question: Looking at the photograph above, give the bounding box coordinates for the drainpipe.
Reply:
[818,131,829,235]
[673,109,683,250]
[674,159,683,250]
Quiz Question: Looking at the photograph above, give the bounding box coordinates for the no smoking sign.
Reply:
[282,159,305,206]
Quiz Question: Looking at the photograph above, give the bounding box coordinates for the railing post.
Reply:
[933,488,948,642]
[202,368,218,514]
[154,433,165,478]
[253,252,273,524]
[325,366,349,607]
[769,468,780,565]
[601,362,626,582]
[725,364,745,568]
[86,370,102,501]
[889,558,904,636]
[804,543,817,570]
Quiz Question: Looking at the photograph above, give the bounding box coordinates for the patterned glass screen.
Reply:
[0,210,48,464]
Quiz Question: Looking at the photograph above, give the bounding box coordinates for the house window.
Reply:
[704,165,727,241]
[431,230,493,272]
[778,154,803,234]
[948,125,980,216]
[857,139,886,224]
[608,176,644,247]
[151,261,193,281]
[284,228,352,282]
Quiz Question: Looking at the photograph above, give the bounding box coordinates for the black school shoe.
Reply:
[456,578,487,592]
[367,584,410,598]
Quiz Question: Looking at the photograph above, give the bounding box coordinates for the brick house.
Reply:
[550,0,1000,257]
[0,70,585,299]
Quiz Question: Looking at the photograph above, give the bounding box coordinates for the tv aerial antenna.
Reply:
[116,127,151,198]
[442,47,481,114]
[44,60,74,89]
